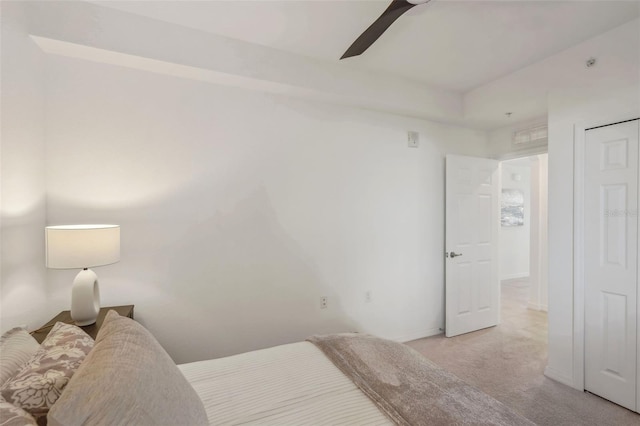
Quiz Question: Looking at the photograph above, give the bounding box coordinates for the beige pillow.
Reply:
[0,396,37,426]
[0,322,94,421]
[0,327,40,387]
[48,310,209,426]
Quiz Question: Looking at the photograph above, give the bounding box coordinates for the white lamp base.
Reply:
[71,268,100,326]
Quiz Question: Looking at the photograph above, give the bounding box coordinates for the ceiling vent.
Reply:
[513,124,547,146]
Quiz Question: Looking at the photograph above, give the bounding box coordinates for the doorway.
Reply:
[499,154,548,326]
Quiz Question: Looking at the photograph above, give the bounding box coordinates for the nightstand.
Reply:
[31,305,134,343]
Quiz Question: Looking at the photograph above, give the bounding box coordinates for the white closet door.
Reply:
[584,120,639,411]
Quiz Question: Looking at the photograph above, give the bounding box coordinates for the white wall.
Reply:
[42,55,488,363]
[499,160,531,280]
[0,2,49,332]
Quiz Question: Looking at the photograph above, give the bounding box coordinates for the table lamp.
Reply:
[45,225,120,326]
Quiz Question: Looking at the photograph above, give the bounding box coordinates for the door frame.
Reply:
[573,121,587,391]
[497,151,549,313]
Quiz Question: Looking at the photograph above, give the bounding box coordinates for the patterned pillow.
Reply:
[47,311,209,426]
[0,396,36,426]
[0,322,93,420]
[0,327,40,387]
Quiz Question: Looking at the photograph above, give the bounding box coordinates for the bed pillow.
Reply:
[0,322,94,420]
[47,310,209,426]
[0,327,40,387]
[0,396,37,426]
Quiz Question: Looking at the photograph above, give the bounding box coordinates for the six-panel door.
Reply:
[584,120,639,411]
[445,155,500,338]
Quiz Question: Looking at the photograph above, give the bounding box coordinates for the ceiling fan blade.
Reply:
[341,0,422,60]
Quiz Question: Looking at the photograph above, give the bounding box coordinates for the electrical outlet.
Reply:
[408,131,419,148]
[365,291,372,303]
[320,296,328,309]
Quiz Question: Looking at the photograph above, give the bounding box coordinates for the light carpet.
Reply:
[406,278,640,426]
[309,333,534,426]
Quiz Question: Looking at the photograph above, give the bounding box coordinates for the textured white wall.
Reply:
[0,3,49,332]
[499,161,531,280]
[43,55,488,363]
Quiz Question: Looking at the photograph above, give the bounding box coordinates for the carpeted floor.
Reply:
[405,278,640,425]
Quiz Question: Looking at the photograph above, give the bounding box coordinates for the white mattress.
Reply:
[179,341,392,425]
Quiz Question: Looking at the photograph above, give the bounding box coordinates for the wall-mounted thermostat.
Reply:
[408,131,419,148]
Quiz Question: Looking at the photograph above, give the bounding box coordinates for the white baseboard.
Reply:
[527,302,548,312]
[501,272,529,281]
[544,366,574,388]
[393,327,443,343]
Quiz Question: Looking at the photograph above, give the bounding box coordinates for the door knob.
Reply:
[449,252,463,258]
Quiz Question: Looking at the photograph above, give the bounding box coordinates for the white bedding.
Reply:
[179,341,392,425]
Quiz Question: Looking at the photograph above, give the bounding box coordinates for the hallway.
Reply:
[406,279,640,425]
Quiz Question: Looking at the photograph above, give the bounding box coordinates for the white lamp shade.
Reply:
[45,225,120,269]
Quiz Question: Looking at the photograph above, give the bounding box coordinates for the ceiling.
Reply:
[93,0,639,93]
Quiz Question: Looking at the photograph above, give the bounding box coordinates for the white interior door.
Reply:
[445,155,500,337]
[584,120,639,411]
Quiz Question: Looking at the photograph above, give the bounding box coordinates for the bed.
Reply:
[0,311,534,426]
[180,341,391,425]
